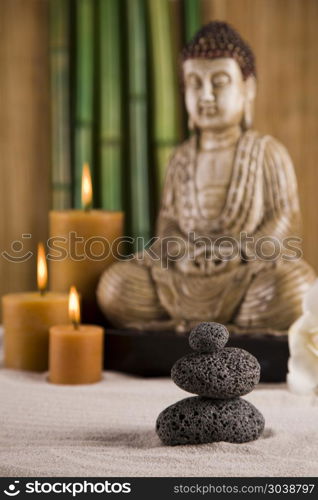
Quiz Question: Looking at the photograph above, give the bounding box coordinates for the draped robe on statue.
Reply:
[98,130,315,331]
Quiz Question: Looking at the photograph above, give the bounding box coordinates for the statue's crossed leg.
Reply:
[97,259,315,332]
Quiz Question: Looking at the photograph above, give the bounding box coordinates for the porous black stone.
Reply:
[156,396,265,445]
[189,322,229,353]
[171,347,260,398]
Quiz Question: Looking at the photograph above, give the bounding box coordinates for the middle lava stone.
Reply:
[171,347,260,398]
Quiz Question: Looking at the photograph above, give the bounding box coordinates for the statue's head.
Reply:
[182,21,256,132]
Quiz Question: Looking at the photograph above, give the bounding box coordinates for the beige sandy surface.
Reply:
[0,332,317,477]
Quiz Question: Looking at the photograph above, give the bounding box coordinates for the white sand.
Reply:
[0,331,317,477]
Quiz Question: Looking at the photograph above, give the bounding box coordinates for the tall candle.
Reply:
[49,286,104,384]
[2,243,69,371]
[49,164,124,322]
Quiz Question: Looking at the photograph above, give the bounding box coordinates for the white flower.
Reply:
[287,280,318,395]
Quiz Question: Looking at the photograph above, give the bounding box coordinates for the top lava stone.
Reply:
[189,322,229,353]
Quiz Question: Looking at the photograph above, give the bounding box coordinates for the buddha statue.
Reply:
[97,21,316,332]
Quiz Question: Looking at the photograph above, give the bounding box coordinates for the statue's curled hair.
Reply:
[182,21,256,80]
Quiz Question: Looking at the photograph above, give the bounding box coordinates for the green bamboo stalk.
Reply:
[74,0,94,208]
[127,0,151,245]
[170,0,186,142]
[49,0,72,209]
[184,0,201,42]
[147,0,181,195]
[99,0,123,211]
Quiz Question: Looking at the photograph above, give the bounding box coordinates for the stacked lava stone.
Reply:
[156,322,265,445]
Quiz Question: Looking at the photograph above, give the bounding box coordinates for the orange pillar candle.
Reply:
[49,286,104,384]
[49,164,124,321]
[2,243,69,371]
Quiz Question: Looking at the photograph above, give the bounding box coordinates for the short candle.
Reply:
[49,286,104,385]
[2,243,69,371]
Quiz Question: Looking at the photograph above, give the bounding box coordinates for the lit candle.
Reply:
[49,163,124,322]
[2,243,69,371]
[49,286,104,385]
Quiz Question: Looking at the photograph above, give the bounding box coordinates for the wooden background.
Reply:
[0,0,50,305]
[0,0,317,310]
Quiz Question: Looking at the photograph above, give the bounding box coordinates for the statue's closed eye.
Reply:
[212,72,231,87]
[186,74,202,89]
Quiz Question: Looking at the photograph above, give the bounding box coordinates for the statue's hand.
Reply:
[175,254,240,276]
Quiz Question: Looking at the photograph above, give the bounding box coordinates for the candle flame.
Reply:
[81,163,92,210]
[37,242,47,294]
[69,286,81,328]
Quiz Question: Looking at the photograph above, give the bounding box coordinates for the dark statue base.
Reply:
[104,326,289,383]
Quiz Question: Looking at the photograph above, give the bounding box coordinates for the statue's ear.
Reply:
[245,76,257,101]
[242,76,256,130]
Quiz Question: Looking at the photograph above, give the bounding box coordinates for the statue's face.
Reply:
[183,58,250,132]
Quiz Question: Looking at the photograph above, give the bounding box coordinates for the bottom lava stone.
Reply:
[156,396,265,446]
